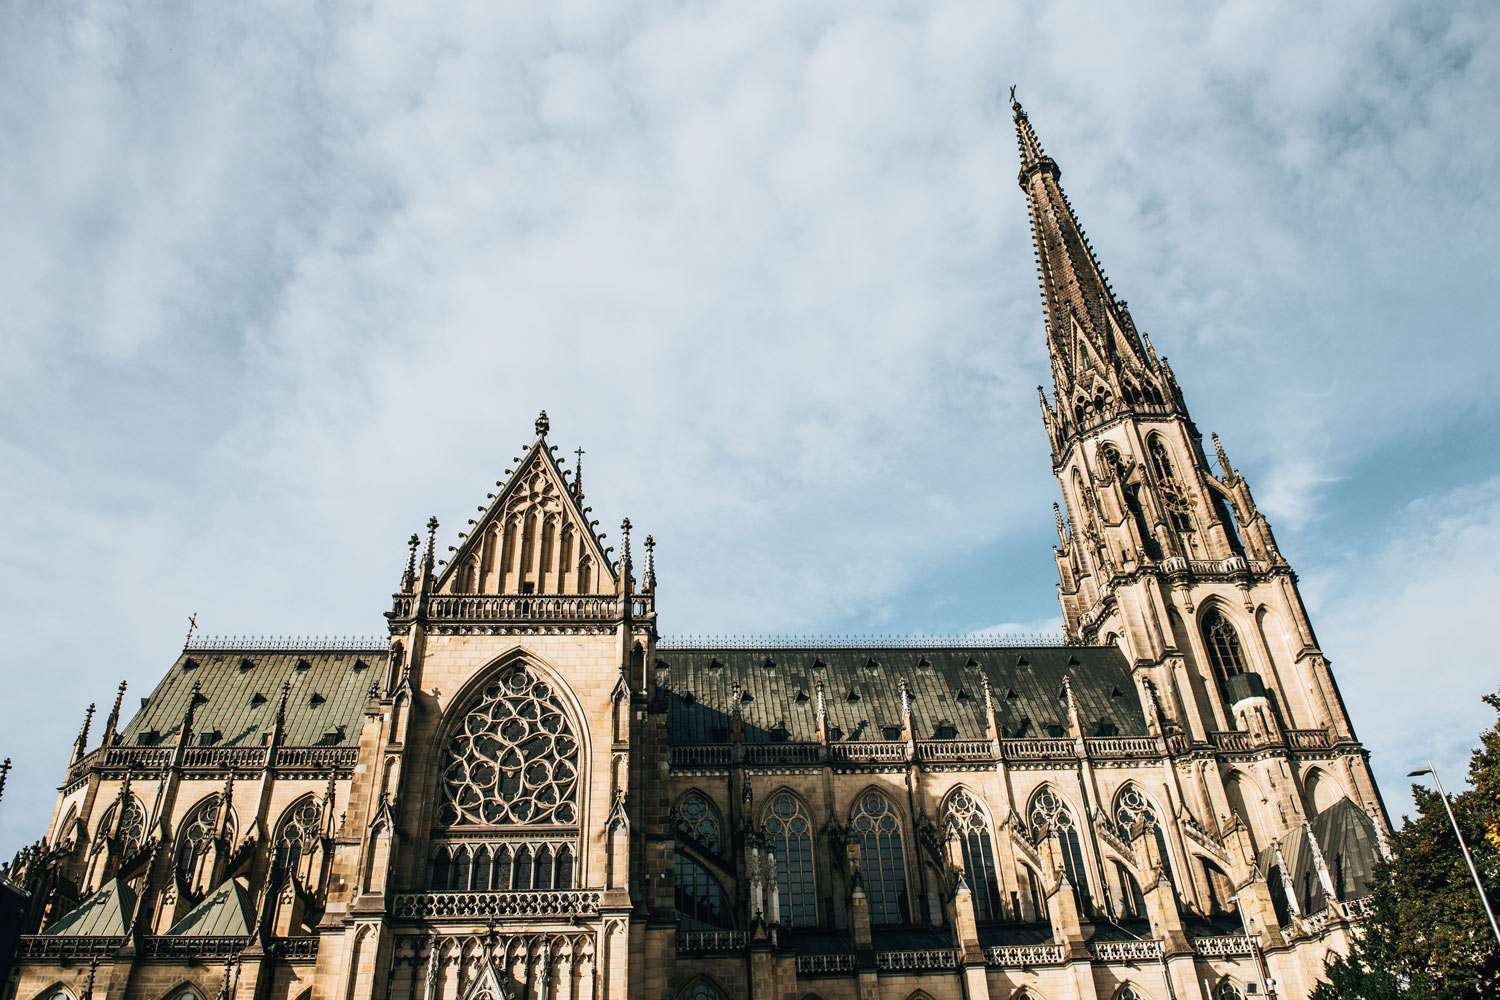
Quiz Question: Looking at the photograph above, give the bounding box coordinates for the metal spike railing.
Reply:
[657,632,1066,650]
[185,635,390,652]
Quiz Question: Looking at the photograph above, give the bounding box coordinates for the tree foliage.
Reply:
[1312,691,1500,1000]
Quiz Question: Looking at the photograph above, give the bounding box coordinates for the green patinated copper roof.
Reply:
[120,648,377,748]
[44,878,135,936]
[164,878,256,936]
[658,645,1143,744]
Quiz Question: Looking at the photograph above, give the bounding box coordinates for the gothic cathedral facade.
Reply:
[2,98,1391,1000]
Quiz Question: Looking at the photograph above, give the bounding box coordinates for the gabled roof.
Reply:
[121,646,376,748]
[44,877,136,936]
[434,416,617,595]
[1257,796,1382,914]
[164,877,255,936]
[660,645,1142,744]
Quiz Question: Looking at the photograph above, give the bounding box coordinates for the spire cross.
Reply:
[185,612,199,649]
[573,446,586,499]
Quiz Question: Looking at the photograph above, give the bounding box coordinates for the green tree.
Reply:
[1312,691,1500,1000]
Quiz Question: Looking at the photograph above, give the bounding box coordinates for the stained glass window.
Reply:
[850,792,908,925]
[763,792,816,926]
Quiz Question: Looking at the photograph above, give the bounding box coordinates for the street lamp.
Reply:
[1408,761,1500,944]
[1224,894,1273,998]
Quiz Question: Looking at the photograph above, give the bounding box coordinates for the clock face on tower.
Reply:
[1158,476,1195,517]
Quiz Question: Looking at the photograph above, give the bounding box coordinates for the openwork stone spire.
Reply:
[1013,91,1176,453]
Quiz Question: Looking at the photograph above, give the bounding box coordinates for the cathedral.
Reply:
[1,97,1391,1000]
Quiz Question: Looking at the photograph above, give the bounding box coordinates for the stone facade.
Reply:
[1,98,1390,1000]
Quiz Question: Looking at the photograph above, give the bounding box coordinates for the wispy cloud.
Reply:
[2,1,1499,851]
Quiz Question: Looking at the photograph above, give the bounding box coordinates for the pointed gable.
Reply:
[437,418,617,596]
[44,878,136,937]
[164,878,256,937]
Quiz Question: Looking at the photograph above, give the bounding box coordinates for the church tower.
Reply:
[1017,95,1391,853]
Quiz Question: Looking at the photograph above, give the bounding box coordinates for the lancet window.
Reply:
[429,662,582,890]
[175,798,231,884]
[1201,610,1249,684]
[1113,784,1175,887]
[763,792,816,926]
[850,791,909,925]
[270,796,323,888]
[1028,787,1091,915]
[675,853,728,929]
[943,788,1002,922]
[675,793,722,855]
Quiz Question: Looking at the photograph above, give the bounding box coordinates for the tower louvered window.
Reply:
[429,662,581,890]
[1201,610,1248,684]
[763,792,816,926]
[944,789,1003,922]
[850,792,909,925]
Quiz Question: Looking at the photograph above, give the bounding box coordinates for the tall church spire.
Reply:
[1012,93,1175,456]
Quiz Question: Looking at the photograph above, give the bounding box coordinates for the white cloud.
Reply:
[1,1,1499,852]
[1306,475,1500,818]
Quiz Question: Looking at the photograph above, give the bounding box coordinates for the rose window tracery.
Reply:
[437,665,580,829]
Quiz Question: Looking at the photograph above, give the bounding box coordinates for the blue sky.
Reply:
[3,0,1499,856]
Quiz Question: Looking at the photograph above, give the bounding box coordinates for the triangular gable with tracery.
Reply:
[456,959,513,1000]
[435,412,618,596]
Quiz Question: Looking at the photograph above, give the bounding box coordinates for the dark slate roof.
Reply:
[120,647,379,748]
[1257,796,1382,914]
[658,646,1143,744]
[45,878,135,936]
[165,878,255,936]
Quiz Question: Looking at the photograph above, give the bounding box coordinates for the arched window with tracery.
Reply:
[850,791,909,925]
[271,796,323,888]
[674,793,722,855]
[675,853,728,929]
[1028,787,1091,916]
[1201,609,1249,689]
[1147,435,1193,533]
[944,788,1002,923]
[1113,987,1148,1000]
[1113,784,1175,889]
[97,797,146,857]
[175,798,232,885]
[763,792,816,926]
[1213,982,1245,1000]
[679,980,727,1000]
[429,661,582,890]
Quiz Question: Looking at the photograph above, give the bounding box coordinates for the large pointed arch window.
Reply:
[944,789,1002,922]
[175,798,232,885]
[1028,787,1091,916]
[763,792,816,926]
[430,662,581,890]
[1113,784,1176,890]
[674,793,722,855]
[271,796,323,889]
[850,791,909,925]
[96,797,146,857]
[675,853,729,929]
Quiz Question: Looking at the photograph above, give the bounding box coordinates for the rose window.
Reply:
[437,665,580,828]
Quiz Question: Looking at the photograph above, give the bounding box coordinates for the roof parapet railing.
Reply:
[657,632,1066,650]
[185,634,391,652]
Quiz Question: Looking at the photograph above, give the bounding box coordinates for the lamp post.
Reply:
[1408,761,1500,944]
[1225,894,1273,998]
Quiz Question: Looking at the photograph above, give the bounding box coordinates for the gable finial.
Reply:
[102,680,128,746]
[73,702,97,760]
[0,758,10,809]
[620,518,632,574]
[423,516,439,571]
[643,535,656,591]
[403,533,420,591]
[185,611,199,650]
[535,410,550,437]
[572,446,586,499]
